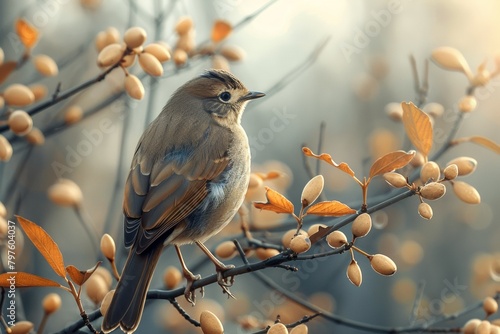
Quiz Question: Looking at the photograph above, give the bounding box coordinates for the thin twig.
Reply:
[168,298,200,327]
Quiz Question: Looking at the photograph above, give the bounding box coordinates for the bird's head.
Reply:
[180,69,265,125]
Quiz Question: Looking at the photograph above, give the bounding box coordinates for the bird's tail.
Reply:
[101,243,164,334]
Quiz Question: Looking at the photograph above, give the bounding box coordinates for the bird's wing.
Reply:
[123,123,231,253]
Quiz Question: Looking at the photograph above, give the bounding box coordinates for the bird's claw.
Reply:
[183,273,201,306]
[216,264,236,298]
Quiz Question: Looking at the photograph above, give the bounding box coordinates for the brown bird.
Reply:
[102,69,264,333]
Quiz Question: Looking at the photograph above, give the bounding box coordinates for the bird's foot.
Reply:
[216,263,236,299]
[183,271,202,306]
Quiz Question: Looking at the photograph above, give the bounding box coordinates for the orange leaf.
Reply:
[211,20,232,43]
[368,150,416,180]
[401,102,433,157]
[253,187,294,214]
[16,216,65,278]
[66,262,101,286]
[15,18,39,48]
[0,61,17,85]
[302,147,355,177]
[468,136,500,154]
[306,201,356,217]
[0,272,62,288]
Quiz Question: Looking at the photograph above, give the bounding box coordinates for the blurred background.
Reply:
[1,0,500,333]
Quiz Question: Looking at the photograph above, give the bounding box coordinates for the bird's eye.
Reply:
[218,91,232,102]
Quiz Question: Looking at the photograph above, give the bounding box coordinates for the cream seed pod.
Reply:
[48,178,83,207]
[301,175,324,207]
[124,27,147,49]
[410,151,425,167]
[431,47,472,76]
[0,135,13,161]
[307,223,327,236]
[105,27,120,45]
[33,54,58,76]
[347,259,362,287]
[175,16,193,35]
[383,172,407,188]
[0,217,7,237]
[385,102,403,121]
[255,247,280,260]
[458,95,477,113]
[267,323,288,334]
[0,96,4,108]
[200,310,224,334]
[4,84,35,106]
[85,274,109,305]
[144,43,171,63]
[42,293,62,315]
[220,45,246,62]
[289,324,308,334]
[30,84,48,101]
[289,234,311,254]
[447,157,477,176]
[443,164,458,180]
[419,182,446,200]
[483,296,498,316]
[176,30,196,54]
[417,202,433,220]
[94,267,113,288]
[100,234,116,261]
[326,230,348,248]
[452,181,481,204]
[0,47,4,64]
[9,321,34,334]
[163,266,182,289]
[124,74,145,100]
[173,49,188,66]
[369,254,397,276]
[282,229,307,248]
[462,319,481,334]
[121,53,136,68]
[0,201,6,218]
[423,102,444,118]
[420,161,440,183]
[212,54,230,72]
[97,43,124,67]
[95,31,108,51]
[100,290,115,316]
[25,127,45,145]
[215,240,237,259]
[352,213,372,238]
[138,52,163,76]
[64,105,84,124]
[8,110,33,136]
[475,320,491,334]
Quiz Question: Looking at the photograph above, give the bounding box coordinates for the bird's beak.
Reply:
[239,91,265,102]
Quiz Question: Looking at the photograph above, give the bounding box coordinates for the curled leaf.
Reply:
[369,150,415,180]
[16,18,39,48]
[0,272,62,288]
[401,102,433,158]
[253,187,294,214]
[465,136,500,154]
[0,61,17,85]
[16,215,65,277]
[66,262,102,286]
[306,200,356,217]
[302,147,355,177]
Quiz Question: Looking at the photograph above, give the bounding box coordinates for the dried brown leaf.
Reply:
[468,136,500,154]
[253,187,294,214]
[0,61,17,85]
[401,102,433,157]
[369,150,416,180]
[16,215,65,278]
[66,262,101,286]
[306,201,356,217]
[302,147,355,177]
[16,18,38,48]
[0,272,62,288]
[211,20,232,43]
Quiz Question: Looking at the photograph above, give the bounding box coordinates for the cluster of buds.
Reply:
[266,322,308,334]
[326,213,397,286]
[461,296,499,333]
[383,156,480,220]
[95,26,171,100]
